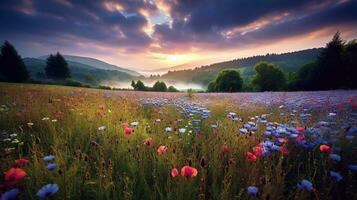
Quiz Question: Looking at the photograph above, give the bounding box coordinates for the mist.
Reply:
[100,80,205,91]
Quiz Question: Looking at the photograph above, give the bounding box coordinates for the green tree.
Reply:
[167,85,179,92]
[152,81,167,92]
[207,80,216,92]
[343,39,357,88]
[45,52,70,80]
[0,41,29,82]
[135,80,146,91]
[210,69,243,92]
[252,62,286,91]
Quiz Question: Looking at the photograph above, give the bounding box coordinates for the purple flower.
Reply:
[247,186,258,196]
[297,179,313,192]
[329,171,343,182]
[47,163,58,171]
[329,154,341,162]
[37,184,59,199]
[43,155,55,162]
[1,188,19,200]
[347,164,357,172]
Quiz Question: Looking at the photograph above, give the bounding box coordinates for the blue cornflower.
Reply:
[36,184,59,199]
[329,154,341,162]
[347,164,357,172]
[47,163,58,171]
[297,179,313,192]
[247,186,258,196]
[329,171,343,182]
[43,155,55,162]
[1,188,19,200]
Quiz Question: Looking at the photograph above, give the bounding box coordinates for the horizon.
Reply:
[1,0,357,72]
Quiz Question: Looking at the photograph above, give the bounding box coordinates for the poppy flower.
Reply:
[253,146,262,158]
[124,127,133,136]
[157,146,168,155]
[171,168,179,177]
[319,145,332,153]
[246,152,257,162]
[221,144,230,153]
[4,168,26,186]
[181,166,198,178]
[247,186,258,196]
[280,146,289,156]
[0,188,19,200]
[36,184,59,199]
[143,137,153,146]
[297,179,313,192]
[15,159,29,166]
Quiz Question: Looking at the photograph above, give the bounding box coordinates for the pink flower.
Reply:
[157,145,168,155]
[181,166,198,178]
[15,159,29,166]
[246,152,257,162]
[4,168,26,186]
[143,137,153,146]
[171,168,179,177]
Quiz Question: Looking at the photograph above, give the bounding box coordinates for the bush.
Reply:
[252,62,286,91]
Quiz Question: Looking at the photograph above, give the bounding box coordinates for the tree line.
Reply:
[0,41,70,82]
[131,80,179,92]
[208,32,357,92]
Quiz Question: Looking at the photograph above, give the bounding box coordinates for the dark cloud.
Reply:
[0,0,155,55]
[0,0,356,57]
[154,0,357,50]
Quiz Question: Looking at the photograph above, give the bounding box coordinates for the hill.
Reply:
[38,55,141,76]
[156,48,323,86]
[23,58,138,86]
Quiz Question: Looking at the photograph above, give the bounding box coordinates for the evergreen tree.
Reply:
[45,52,70,80]
[0,41,29,82]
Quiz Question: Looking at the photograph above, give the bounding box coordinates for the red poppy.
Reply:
[15,159,29,166]
[124,127,133,136]
[319,145,332,153]
[4,168,26,186]
[143,137,153,146]
[171,168,179,177]
[221,144,230,153]
[253,146,262,158]
[246,152,257,162]
[181,166,198,178]
[296,127,305,134]
[157,145,168,155]
[280,146,289,156]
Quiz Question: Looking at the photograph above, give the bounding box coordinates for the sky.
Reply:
[0,0,357,72]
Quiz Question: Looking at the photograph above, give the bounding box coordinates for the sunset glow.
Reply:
[0,0,356,72]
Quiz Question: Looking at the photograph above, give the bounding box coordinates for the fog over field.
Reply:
[101,80,205,90]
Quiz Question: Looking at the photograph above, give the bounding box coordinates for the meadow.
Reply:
[0,83,357,200]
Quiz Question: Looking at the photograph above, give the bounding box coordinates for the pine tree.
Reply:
[0,41,29,82]
[45,52,70,80]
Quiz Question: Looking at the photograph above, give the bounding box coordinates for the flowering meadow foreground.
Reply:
[1,83,357,200]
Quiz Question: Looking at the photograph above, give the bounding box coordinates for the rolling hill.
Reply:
[155,48,323,86]
[23,57,140,86]
[38,55,141,77]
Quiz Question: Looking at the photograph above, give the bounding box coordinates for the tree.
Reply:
[131,80,146,91]
[0,41,29,82]
[45,52,70,80]
[343,39,357,88]
[252,62,286,91]
[315,32,345,89]
[208,69,243,92]
[168,85,179,92]
[152,81,167,92]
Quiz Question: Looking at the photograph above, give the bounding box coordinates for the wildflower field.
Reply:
[1,83,357,200]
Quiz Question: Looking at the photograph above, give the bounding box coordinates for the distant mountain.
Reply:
[23,57,138,85]
[156,48,323,86]
[38,55,141,76]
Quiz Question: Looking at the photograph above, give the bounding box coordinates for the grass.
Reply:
[0,82,356,200]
